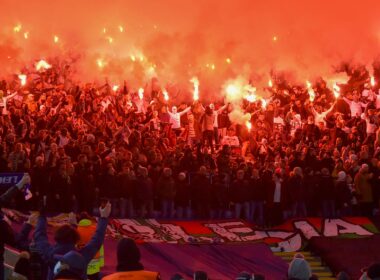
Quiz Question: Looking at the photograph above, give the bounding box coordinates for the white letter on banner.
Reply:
[294,221,320,239]
[271,233,302,252]
[323,219,373,237]
[119,220,159,242]
[205,223,241,241]
[159,224,191,242]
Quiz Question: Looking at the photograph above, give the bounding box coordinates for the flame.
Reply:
[163,89,169,101]
[273,36,278,41]
[138,88,144,100]
[268,79,273,88]
[261,98,267,109]
[13,24,22,33]
[130,55,136,62]
[97,59,105,68]
[102,27,107,34]
[371,76,375,87]
[226,58,231,64]
[112,85,119,92]
[226,84,239,97]
[35,60,52,71]
[23,32,29,39]
[118,25,124,32]
[139,55,144,62]
[190,77,200,101]
[333,83,340,99]
[306,80,315,102]
[18,74,26,86]
[107,37,113,44]
[246,120,252,131]
[54,35,59,43]
[211,64,216,70]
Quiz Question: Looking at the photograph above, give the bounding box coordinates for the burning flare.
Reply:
[23,32,29,39]
[35,60,52,71]
[190,77,200,101]
[18,74,27,86]
[246,120,252,131]
[268,79,273,88]
[112,85,119,92]
[13,24,22,33]
[97,59,105,68]
[54,35,59,43]
[306,81,315,102]
[261,98,267,109]
[163,89,169,101]
[371,76,375,87]
[138,88,144,100]
[333,83,340,99]
[118,25,124,32]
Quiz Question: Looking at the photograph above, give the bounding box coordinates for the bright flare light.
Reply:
[54,35,59,43]
[138,88,144,100]
[97,59,105,68]
[18,74,27,86]
[306,81,315,102]
[226,58,231,64]
[333,83,340,99]
[226,84,239,97]
[371,76,376,87]
[268,79,273,88]
[35,60,52,71]
[112,85,119,92]
[163,89,169,101]
[273,36,278,41]
[23,32,29,39]
[246,120,252,131]
[261,99,267,109]
[118,25,124,32]
[13,24,22,33]
[107,37,113,44]
[190,77,200,101]
[130,55,136,62]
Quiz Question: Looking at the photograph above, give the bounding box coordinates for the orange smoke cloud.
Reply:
[1,0,380,98]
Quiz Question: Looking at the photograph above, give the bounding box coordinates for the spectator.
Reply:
[33,202,111,280]
[102,238,160,280]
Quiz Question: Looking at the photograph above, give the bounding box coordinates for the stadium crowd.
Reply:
[0,60,380,226]
[0,59,380,279]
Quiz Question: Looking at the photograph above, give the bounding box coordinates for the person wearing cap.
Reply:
[76,213,105,280]
[33,202,111,280]
[102,238,159,280]
[53,250,87,280]
[288,254,312,280]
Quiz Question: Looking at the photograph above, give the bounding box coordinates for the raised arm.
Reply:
[216,103,228,114]
[4,91,18,101]
[342,97,351,105]
[178,106,191,116]
[324,100,337,115]
[0,174,30,208]
[79,203,111,263]
[33,216,53,261]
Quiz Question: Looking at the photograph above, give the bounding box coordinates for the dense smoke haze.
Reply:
[1,0,380,99]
